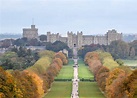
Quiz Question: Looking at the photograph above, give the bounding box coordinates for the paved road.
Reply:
[71,59,79,98]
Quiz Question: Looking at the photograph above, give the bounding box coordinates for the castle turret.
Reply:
[77,31,83,48]
[67,31,73,48]
[23,24,38,40]
[47,32,51,42]
[106,29,122,45]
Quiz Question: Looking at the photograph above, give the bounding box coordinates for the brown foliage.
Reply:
[84,52,99,64]
[96,66,110,92]
[0,67,22,98]
[0,50,66,97]
[12,70,43,98]
[88,59,102,76]
[85,51,137,98]
[126,69,137,98]
[54,52,68,65]
[106,68,128,98]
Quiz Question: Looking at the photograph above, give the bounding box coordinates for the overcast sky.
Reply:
[0,0,137,36]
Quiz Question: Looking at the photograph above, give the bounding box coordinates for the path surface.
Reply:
[71,59,79,98]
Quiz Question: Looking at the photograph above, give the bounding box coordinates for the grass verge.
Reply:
[79,82,105,98]
[55,59,73,79]
[78,60,94,80]
[43,82,72,98]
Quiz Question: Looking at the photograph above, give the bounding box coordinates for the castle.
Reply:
[23,25,38,39]
[47,30,122,48]
[23,25,122,48]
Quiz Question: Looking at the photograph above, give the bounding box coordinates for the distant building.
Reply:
[22,25,122,48]
[25,46,45,51]
[47,29,122,48]
[23,25,38,39]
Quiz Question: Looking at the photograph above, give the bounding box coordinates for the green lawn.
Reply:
[55,60,73,79]
[43,82,72,98]
[78,60,94,80]
[79,82,105,98]
[122,59,137,66]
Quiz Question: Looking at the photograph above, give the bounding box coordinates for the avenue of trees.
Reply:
[0,50,68,98]
[85,51,137,98]
[78,40,137,60]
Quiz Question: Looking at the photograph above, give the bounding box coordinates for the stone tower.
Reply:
[23,25,38,39]
[106,29,122,45]
[77,31,83,48]
[47,32,51,42]
[67,31,74,48]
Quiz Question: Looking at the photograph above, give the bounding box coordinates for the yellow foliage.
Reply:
[0,67,23,98]
[102,58,119,70]
[98,52,113,62]
[39,50,55,60]
[23,70,44,98]
[27,56,51,75]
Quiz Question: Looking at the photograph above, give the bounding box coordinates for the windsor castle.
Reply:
[23,25,122,48]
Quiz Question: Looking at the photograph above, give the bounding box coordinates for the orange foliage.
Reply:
[96,66,110,92]
[54,52,68,65]
[53,58,63,69]
[84,52,99,64]
[106,68,127,98]
[12,70,41,98]
[126,69,137,98]
[88,59,102,76]
[85,51,137,98]
[0,51,66,97]
[0,67,22,98]
[24,70,44,97]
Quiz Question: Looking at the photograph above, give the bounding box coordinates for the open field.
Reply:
[122,59,137,66]
[43,82,72,98]
[55,59,73,79]
[79,82,105,98]
[78,60,94,80]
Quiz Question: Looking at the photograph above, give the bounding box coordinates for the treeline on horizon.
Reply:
[0,50,68,98]
[78,40,137,60]
[85,51,137,98]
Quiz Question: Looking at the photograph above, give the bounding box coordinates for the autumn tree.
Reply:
[84,51,99,64]
[106,68,128,98]
[96,66,110,92]
[0,67,22,98]
[126,69,137,98]
[12,70,44,98]
[54,52,68,65]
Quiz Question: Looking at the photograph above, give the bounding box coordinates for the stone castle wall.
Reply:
[22,25,122,48]
[47,29,122,48]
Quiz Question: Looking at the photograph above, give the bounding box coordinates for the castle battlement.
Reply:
[47,30,122,48]
[22,25,122,48]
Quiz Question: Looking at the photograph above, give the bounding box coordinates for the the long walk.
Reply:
[71,59,79,98]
